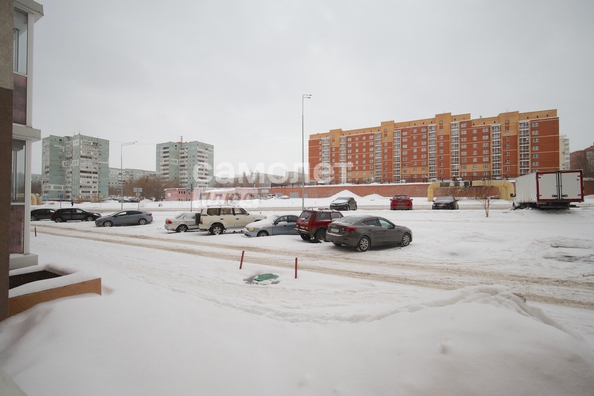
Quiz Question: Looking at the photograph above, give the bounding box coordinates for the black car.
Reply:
[51,208,102,222]
[326,215,412,252]
[432,196,459,210]
[329,197,358,211]
[31,208,56,221]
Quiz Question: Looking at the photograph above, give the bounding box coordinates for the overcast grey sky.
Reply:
[31,0,594,176]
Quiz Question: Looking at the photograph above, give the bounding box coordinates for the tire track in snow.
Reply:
[33,225,594,310]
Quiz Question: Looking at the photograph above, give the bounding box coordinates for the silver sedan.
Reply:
[95,210,153,227]
[243,215,298,237]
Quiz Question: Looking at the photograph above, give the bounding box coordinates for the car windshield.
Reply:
[175,213,190,219]
[435,196,454,202]
[299,211,312,220]
[334,216,360,224]
[334,197,349,202]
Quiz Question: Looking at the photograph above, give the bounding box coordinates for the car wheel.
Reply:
[300,234,311,241]
[54,217,64,223]
[357,236,370,252]
[86,216,95,221]
[177,224,188,233]
[257,230,269,237]
[314,228,326,243]
[354,205,357,210]
[103,221,113,227]
[210,224,224,235]
[138,218,147,225]
[400,233,412,247]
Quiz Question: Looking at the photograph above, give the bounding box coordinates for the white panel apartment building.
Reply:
[156,140,214,188]
[41,134,109,201]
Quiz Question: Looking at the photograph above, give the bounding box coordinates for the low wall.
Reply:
[272,180,594,200]
[2,264,102,321]
[585,180,594,195]
[270,184,430,199]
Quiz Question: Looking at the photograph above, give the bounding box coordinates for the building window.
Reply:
[532,130,539,135]
[532,162,539,166]
[532,138,539,143]
[532,146,539,151]
[13,10,28,74]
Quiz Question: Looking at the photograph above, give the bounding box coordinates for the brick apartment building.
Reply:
[308,109,562,184]
[570,143,594,178]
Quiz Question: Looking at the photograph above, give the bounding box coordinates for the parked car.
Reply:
[165,212,200,233]
[51,208,102,223]
[296,209,343,243]
[197,205,266,235]
[330,197,358,211]
[243,215,299,237]
[390,195,413,210]
[95,210,153,227]
[326,215,412,252]
[31,208,55,221]
[432,196,459,210]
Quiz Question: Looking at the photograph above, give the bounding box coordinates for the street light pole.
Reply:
[121,141,137,210]
[301,94,311,210]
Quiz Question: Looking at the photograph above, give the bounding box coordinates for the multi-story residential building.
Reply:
[108,168,156,191]
[559,136,570,170]
[309,110,561,184]
[570,143,594,178]
[156,140,214,188]
[2,0,44,314]
[41,134,109,201]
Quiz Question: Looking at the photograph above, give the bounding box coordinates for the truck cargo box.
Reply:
[513,170,583,209]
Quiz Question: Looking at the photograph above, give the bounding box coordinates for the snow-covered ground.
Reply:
[2,192,594,395]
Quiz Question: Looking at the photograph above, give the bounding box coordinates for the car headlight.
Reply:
[247,227,255,232]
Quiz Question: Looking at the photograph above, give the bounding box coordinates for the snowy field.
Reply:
[2,192,594,395]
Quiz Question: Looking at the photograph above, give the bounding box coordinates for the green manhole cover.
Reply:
[244,273,280,284]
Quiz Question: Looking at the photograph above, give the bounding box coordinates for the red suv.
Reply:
[390,195,413,210]
[296,209,343,243]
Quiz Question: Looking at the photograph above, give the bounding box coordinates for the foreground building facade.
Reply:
[2,0,43,314]
[156,140,214,188]
[309,109,561,184]
[41,134,110,201]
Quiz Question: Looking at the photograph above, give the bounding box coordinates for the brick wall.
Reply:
[270,184,431,199]
[271,180,594,199]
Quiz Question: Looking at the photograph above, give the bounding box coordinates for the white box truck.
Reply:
[512,170,584,209]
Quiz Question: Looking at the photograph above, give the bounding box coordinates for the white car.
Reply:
[198,206,266,235]
[165,212,200,233]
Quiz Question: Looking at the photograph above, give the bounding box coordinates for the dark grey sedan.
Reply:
[95,210,153,227]
[326,215,412,252]
[432,196,459,210]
